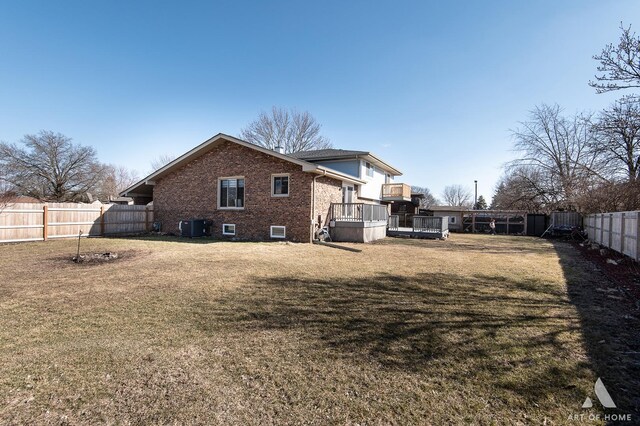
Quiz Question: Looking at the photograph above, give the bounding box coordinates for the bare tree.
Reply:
[592,95,640,182]
[410,185,438,209]
[0,131,106,202]
[149,154,176,172]
[509,104,605,210]
[96,165,140,201]
[441,185,472,207]
[575,180,640,213]
[0,190,15,213]
[590,23,640,93]
[240,106,332,153]
[491,167,555,212]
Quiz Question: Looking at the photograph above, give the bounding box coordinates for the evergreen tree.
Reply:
[474,195,488,210]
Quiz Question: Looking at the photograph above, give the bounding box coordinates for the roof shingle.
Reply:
[288,149,369,160]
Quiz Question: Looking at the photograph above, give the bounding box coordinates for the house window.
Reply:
[222,224,236,235]
[219,177,244,209]
[270,225,286,239]
[365,162,374,177]
[450,216,456,224]
[272,174,289,197]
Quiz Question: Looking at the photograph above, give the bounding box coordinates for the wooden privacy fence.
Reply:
[0,203,153,243]
[584,211,640,261]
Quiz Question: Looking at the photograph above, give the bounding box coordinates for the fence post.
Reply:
[620,212,625,254]
[145,207,150,231]
[608,213,613,248]
[637,211,640,262]
[42,205,48,241]
[600,214,604,245]
[100,206,105,236]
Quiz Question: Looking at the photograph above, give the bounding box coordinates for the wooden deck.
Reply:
[387,227,449,239]
[387,216,449,239]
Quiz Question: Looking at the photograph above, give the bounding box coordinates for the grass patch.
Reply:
[0,234,634,424]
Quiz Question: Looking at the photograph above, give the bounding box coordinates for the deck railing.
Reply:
[382,183,411,200]
[413,216,447,233]
[331,203,389,222]
[388,215,399,230]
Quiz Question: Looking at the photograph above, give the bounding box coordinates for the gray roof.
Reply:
[288,149,369,160]
[288,148,402,175]
[120,133,367,198]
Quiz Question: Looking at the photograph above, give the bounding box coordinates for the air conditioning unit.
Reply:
[180,219,213,238]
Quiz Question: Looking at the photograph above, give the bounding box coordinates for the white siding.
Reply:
[358,161,387,202]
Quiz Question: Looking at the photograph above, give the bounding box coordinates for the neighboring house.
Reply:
[425,205,467,232]
[390,193,428,227]
[3,195,42,204]
[120,133,409,242]
[108,196,134,205]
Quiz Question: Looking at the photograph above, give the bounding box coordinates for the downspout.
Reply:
[310,170,326,242]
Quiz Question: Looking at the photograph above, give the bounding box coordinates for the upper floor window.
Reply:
[365,162,374,177]
[272,174,289,197]
[219,177,244,208]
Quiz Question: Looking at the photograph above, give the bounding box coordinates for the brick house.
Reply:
[121,133,408,242]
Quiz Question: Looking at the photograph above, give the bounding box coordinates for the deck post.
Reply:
[523,213,527,236]
[506,216,510,235]
[471,212,476,233]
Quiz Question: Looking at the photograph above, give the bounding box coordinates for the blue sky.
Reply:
[0,1,636,201]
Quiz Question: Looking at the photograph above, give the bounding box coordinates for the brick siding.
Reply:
[313,177,343,232]
[153,141,344,242]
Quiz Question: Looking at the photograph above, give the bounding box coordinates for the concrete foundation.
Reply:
[330,220,387,243]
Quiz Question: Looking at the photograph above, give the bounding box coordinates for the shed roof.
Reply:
[427,205,469,212]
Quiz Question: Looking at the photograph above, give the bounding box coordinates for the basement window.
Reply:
[222,224,236,235]
[270,226,286,239]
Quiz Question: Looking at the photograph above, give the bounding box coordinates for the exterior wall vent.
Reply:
[270,225,286,239]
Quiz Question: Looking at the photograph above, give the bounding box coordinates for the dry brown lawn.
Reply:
[0,234,637,425]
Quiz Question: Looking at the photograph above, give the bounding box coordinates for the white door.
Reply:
[342,185,354,203]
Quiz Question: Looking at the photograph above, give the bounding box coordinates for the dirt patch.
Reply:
[572,241,640,303]
[73,252,119,264]
[49,250,141,267]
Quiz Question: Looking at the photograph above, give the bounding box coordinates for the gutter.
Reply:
[310,170,326,242]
